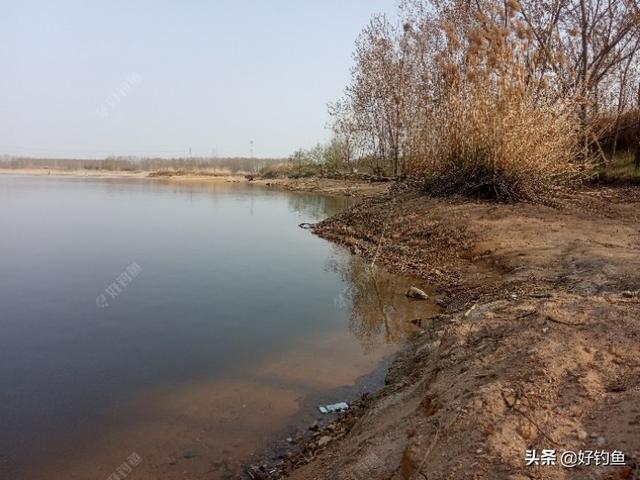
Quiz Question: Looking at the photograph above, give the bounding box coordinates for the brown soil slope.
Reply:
[281,187,640,480]
[250,176,391,198]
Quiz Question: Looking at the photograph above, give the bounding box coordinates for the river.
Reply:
[0,175,435,479]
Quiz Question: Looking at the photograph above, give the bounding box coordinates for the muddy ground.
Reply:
[250,184,640,480]
[248,176,391,198]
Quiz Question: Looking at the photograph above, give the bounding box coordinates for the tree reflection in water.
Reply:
[287,193,354,223]
[327,252,439,351]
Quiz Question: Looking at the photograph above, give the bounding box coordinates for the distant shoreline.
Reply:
[0,167,147,177]
[0,168,389,198]
[0,168,246,182]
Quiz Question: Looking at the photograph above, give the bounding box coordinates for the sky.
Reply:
[0,0,398,159]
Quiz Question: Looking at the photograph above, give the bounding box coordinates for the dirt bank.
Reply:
[249,176,391,198]
[252,185,640,480]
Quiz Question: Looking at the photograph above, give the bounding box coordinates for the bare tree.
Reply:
[329,0,640,191]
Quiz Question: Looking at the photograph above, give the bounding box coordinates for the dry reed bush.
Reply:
[412,82,583,201]
[258,161,293,178]
[408,1,584,201]
[332,0,639,195]
[594,109,640,153]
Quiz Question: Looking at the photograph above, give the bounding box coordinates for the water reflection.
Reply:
[0,175,436,480]
[329,254,438,351]
[286,193,353,222]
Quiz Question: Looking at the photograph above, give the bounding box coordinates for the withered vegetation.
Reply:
[326,0,640,201]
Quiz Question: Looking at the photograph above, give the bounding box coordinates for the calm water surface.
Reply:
[0,175,436,479]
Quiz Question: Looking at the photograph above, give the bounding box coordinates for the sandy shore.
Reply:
[0,168,389,198]
[248,185,640,480]
[0,168,247,181]
[0,168,151,178]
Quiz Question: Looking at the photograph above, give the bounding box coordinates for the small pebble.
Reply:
[317,435,332,447]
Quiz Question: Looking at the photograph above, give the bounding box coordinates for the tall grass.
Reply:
[411,82,582,201]
[407,5,585,201]
[331,0,639,201]
[595,150,640,184]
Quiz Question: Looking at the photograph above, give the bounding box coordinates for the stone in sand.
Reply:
[406,286,429,300]
[317,436,333,447]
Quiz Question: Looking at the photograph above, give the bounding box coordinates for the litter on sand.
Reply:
[318,402,349,414]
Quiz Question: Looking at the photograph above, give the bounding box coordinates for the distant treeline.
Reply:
[0,156,284,174]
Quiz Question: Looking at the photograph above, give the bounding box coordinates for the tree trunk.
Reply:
[636,82,640,170]
[579,0,590,162]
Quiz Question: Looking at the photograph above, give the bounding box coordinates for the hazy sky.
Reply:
[0,0,398,159]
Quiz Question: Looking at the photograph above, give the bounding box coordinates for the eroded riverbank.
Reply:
[252,184,640,480]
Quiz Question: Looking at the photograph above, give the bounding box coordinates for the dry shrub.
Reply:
[594,109,640,153]
[259,161,292,178]
[407,3,585,202]
[411,85,582,201]
[333,0,640,199]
